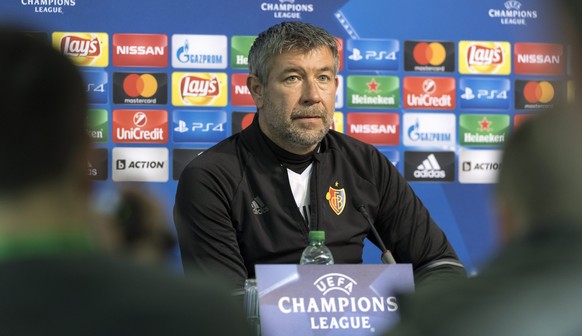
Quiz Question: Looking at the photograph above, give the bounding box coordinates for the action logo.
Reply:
[403,77,455,110]
[346,76,399,109]
[113,72,167,105]
[459,114,509,147]
[53,32,108,67]
[172,72,228,106]
[404,151,455,182]
[403,113,455,147]
[515,80,562,109]
[346,113,399,145]
[347,39,399,71]
[459,41,511,75]
[112,147,168,182]
[459,150,503,184]
[514,43,564,75]
[81,70,108,104]
[172,34,227,69]
[459,78,510,110]
[326,183,346,216]
[87,109,108,143]
[112,109,168,144]
[112,33,168,67]
[173,110,227,143]
[404,41,454,72]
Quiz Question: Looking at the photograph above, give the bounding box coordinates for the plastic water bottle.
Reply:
[300,231,334,265]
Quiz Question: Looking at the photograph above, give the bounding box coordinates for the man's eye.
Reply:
[285,76,299,82]
[318,75,330,82]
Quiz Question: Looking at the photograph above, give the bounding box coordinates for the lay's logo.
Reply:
[459,41,510,75]
[172,72,227,106]
[53,32,109,67]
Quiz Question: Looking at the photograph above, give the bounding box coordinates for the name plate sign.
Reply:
[255,264,414,336]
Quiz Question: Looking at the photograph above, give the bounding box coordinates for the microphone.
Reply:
[355,203,396,264]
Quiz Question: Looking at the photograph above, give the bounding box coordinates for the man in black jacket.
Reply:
[175,21,465,292]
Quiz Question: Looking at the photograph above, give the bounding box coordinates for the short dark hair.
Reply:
[0,26,88,194]
[248,21,339,84]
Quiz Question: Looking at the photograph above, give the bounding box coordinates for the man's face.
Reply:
[249,46,338,154]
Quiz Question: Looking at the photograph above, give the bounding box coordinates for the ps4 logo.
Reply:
[459,78,510,110]
[347,39,399,71]
[174,120,224,133]
[348,48,397,61]
[461,87,508,100]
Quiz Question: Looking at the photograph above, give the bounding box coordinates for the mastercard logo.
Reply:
[523,81,554,104]
[123,74,158,98]
[413,42,446,66]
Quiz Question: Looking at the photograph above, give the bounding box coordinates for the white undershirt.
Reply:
[286,163,313,216]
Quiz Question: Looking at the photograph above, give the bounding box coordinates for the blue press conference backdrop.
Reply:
[0,0,564,275]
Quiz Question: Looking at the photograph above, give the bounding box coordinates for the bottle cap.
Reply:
[308,230,325,242]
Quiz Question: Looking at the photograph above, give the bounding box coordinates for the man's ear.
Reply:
[247,75,264,109]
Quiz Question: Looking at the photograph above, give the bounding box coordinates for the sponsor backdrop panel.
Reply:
[0,0,563,275]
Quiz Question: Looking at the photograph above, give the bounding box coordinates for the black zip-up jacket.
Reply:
[174,116,464,290]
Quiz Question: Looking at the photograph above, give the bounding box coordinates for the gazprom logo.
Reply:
[314,273,357,295]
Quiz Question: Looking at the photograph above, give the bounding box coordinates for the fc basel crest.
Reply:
[326,183,346,216]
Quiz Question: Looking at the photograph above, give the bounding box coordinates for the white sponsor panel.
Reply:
[458,149,503,184]
[335,75,344,109]
[403,113,455,147]
[172,34,227,69]
[112,147,168,182]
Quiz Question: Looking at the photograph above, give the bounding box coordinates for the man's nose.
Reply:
[301,78,322,105]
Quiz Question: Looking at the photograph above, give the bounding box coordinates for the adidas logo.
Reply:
[414,154,446,179]
[251,196,269,215]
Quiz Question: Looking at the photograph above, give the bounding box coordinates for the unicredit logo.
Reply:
[180,75,219,97]
[113,110,167,144]
[61,35,101,57]
[404,77,455,109]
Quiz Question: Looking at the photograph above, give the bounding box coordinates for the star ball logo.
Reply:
[459,41,511,75]
[346,112,399,145]
[514,43,564,75]
[112,109,168,144]
[113,72,167,105]
[459,114,510,146]
[459,78,510,110]
[346,39,399,71]
[53,32,109,67]
[112,34,168,67]
[404,41,455,72]
[403,77,455,110]
[515,80,562,109]
[172,72,228,106]
[347,76,399,109]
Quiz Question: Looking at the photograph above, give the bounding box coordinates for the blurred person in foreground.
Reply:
[0,26,250,336]
[174,21,465,294]
[388,109,582,336]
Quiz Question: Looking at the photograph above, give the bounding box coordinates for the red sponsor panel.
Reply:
[346,112,399,145]
[113,109,168,143]
[513,113,537,129]
[112,33,168,67]
[403,77,455,109]
[514,43,563,75]
[336,37,344,71]
[231,73,255,106]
